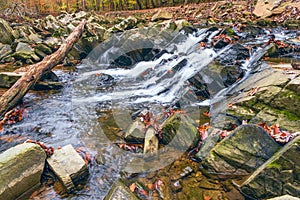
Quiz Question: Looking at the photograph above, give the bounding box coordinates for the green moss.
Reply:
[273,109,300,121]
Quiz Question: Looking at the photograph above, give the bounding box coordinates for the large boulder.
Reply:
[0,143,46,200]
[240,136,300,199]
[161,113,200,151]
[201,125,281,178]
[0,18,15,44]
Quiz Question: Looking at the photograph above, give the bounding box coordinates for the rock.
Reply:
[286,76,300,95]
[216,43,250,66]
[143,127,159,154]
[267,195,300,200]
[253,0,280,17]
[0,143,46,200]
[0,44,12,61]
[161,113,200,151]
[34,43,53,55]
[195,128,221,161]
[201,125,281,178]
[115,16,138,31]
[0,72,23,88]
[272,89,300,117]
[151,9,173,22]
[16,42,34,53]
[0,18,15,44]
[220,65,244,86]
[104,179,139,200]
[47,144,89,192]
[240,136,300,199]
[125,119,145,143]
[254,0,300,18]
[74,11,88,20]
[43,15,63,33]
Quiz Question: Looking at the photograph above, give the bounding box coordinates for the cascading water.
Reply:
[2,26,298,199]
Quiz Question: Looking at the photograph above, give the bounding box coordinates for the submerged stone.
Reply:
[161,113,200,151]
[104,179,139,200]
[0,143,46,200]
[47,144,89,192]
[201,125,281,178]
[240,136,300,199]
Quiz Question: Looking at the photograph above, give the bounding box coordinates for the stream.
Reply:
[0,26,300,199]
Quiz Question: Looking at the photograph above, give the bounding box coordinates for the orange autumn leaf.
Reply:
[129,183,136,192]
[248,87,259,96]
[204,195,211,200]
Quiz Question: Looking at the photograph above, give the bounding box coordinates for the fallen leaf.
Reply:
[129,183,136,192]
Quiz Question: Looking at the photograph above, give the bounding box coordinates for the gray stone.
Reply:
[240,136,300,199]
[195,128,221,161]
[16,42,34,53]
[0,44,12,60]
[47,144,89,192]
[0,143,46,200]
[104,179,139,200]
[143,127,159,154]
[201,125,281,178]
[151,9,173,22]
[125,119,145,143]
[161,113,200,151]
[0,18,15,44]
[34,43,53,55]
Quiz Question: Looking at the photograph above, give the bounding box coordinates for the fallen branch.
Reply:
[0,19,87,119]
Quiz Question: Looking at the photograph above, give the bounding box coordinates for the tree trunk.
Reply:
[0,20,87,119]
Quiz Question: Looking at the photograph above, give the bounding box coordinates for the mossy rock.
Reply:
[161,113,200,151]
[201,125,281,178]
[240,136,300,199]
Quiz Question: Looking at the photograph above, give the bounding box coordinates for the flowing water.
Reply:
[0,26,299,199]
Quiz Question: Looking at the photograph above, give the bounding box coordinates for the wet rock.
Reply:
[0,18,15,44]
[125,119,145,143]
[195,128,222,161]
[0,143,46,200]
[47,144,89,192]
[216,43,250,66]
[240,136,300,199]
[104,179,139,200]
[220,65,244,86]
[201,125,281,178]
[151,9,173,22]
[161,113,200,151]
[143,127,159,154]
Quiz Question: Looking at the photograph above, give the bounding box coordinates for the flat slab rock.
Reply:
[104,179,139,200]
[47,144,89,192]
[267,195,300,200]
[0,143,46,200]
[201,125,281,178]
[240,136,300,199]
